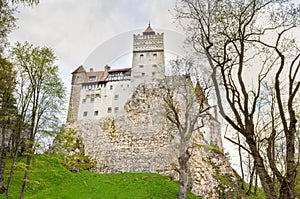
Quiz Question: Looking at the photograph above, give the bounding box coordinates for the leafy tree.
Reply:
[0,1,16,53]
[175,0,300,198]
[162,58,211,199]
[11,42,66,199]
[0,56,16,193]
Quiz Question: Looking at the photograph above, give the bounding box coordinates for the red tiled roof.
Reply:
[144,25,154,33]
[143,23,155,35]
[81,67,131,84]
[83,71,105,83]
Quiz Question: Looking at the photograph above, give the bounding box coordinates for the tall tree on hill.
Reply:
[162,58,211,199]
[0,0,39,195]
[11,42,66,199]
[0,57,16,194]
[175,0,300,198]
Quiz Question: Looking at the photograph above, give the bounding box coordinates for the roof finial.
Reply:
[143,21,155,35]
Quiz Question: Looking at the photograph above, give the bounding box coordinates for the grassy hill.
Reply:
[1,154,200,199]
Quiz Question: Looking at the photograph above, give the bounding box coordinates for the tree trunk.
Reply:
[6,148,18,199]
[279,129,296,199]
[0,147,7,194]
[237,133,245,190]
[246,162,255,195]
[247,137,277,199]
[178,151,189,199]
[6,130,21,199]
[19,155,31,199]
[0,124,7,194]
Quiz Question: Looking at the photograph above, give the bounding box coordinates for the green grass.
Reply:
[1,154,201,199]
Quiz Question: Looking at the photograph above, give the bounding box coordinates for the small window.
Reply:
[91,98,95,103]
[153,53,157,58]
[83,112,88,117]
[140,54,144,59]
[107,107,112,113]
[114,94,119,100]
[89,76,96,81]
[141,73,145,76]
[82,99,86,103]
[139,65,144,68]
[94,111,98,116]
[114,107,119,113]
[152,72,155,76]
[152,64,157,67]
[110,85,113,90]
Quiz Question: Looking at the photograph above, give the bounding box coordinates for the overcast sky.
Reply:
[9,0,182,92]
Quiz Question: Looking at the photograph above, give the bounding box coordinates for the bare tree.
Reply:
[175,0,300,198]
[162,58,211,199]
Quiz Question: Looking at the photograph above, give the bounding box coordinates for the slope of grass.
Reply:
[1,154,200,199]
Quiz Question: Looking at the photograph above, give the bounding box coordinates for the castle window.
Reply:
[141,73,145,76]
[107,107,112,113]
[82,99,86,103]
[153,53,157,58]
[140,54,144,59]
[114,94,119,100]
[139,65,144,68]
[91,98,95,103]
[110,85,113,90]
[83,112,88,117]
[89,76,96,81]
[152,72,155,76]
[114,107,119,113]
[94,111,98,116]
[152,64,157,67]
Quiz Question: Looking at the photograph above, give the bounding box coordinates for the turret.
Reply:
[131,23,165,88]
[67,65,87,123]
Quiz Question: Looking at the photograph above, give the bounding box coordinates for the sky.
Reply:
[9,0,184,93]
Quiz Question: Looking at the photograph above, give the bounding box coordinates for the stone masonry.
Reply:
[67,24,238,198]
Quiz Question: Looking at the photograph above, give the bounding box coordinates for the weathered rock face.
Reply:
[69,83,238,198]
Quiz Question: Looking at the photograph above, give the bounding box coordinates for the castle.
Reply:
[67,23,164,122]
[66,24,235,198]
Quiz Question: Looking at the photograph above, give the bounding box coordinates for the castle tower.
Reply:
[131,23,165,87]
[67,65,86,123]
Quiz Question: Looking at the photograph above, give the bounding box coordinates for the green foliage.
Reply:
[52,127,95,172]
[0,56,17,126]
[1,154,201,199]
[196,144,224,155]
[0,0,16,52]
[11,41,66,144]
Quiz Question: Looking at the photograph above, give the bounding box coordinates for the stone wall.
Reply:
[69,82,238,198]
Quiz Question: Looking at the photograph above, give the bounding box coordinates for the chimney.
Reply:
[104,64,111,77]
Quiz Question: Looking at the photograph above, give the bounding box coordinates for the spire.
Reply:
[143,21,155,35]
